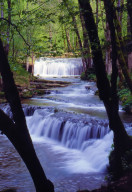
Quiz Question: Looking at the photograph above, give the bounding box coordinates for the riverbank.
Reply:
[78,172,132,192]
[0,72,71,103]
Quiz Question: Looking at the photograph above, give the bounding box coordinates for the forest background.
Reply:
[0,0,132,112]
[0,0,132,191]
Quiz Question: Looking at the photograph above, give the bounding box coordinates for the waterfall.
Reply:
[25,107,113,172]
[26,108,110,150]
[34,57,84,77]
[1,104,131,174]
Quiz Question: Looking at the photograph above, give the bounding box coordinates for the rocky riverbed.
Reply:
[0,77,71,103]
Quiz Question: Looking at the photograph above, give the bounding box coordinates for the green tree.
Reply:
[78,0,132,177]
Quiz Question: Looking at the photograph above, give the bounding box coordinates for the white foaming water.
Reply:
[34,57,83,77]
[26,108,113,173]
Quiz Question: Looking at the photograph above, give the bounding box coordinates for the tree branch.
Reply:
[0,18,30,48]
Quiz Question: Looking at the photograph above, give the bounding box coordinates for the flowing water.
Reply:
[0,58,132,192]
[34,57,83,77]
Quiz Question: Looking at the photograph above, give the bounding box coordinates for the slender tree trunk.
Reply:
[96,0,99,27]
[127,15,131,39]
[0,39,54,192]
[62,25,66,50]
[105,22,112,74]
[49,24,52,50]
[127,0,132,38]
[78,0,132,176]
[65,26,72,51]
[5,0,11,55]
[117,0,124,27]
[79,3,91,70]
[63,0,86,70]
[105,0,132,93]
[0,0,4,36]
[63,0,83,50]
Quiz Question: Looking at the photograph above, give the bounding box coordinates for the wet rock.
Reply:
[85,86,91,90]
[95,90,99,96]
[0,189,16,192]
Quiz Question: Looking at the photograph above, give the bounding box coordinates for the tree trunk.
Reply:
[105,22,112,74]
[63,0,87,70]
[117,0,124,27]
[0,39,54,192]
[0,0,4,37]
[63,0,83,50]
[105,0,132,93]
[127,0,132,38]
[65,26,72,51]
[78,0,132,176]
[5,0,11,55]
[79,3,92,70]
[96,0,99,28]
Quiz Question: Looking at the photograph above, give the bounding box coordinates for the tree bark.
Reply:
[105,0,132,93]
[65,26,72,51]
[63,0,90,70]
[105,22,112,74]
[78,0,132,176]
[63,0,83,50]
[79,3,92,69]
[127,0,132,38]
[0,0,4,38]
[0,39,54,192]
[5,0,11,55]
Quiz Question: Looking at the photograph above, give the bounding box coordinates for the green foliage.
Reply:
[118,88,132,113]
[81,68,96,81]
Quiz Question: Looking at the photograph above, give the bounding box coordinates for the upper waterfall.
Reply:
[34,57,84,77]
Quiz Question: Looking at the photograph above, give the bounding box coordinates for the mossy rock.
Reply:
[0,92,5,98]
[95,90,99,96]
[21,89,33,98]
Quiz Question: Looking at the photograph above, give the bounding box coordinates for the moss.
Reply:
[118,88,132,113]
[108,140,132,181]
[21,90,33,98]
[81,68,96,81]
[0,92,5,98]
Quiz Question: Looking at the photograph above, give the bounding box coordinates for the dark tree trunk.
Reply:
[78,0,132,176]
[127,0,132,38]
[105,22,112,74]
[0,0,4,37]
[0,39,54,192]
[117,0,124,27]
[79,3,92,70]
[105,0,132,93]
[96,0,99,28]
[5,0,11,55]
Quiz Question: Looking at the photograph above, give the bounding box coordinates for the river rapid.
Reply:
[0,58,132,192]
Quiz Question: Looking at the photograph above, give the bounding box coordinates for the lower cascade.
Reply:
[1,104,113,172]
[0,77,132,191]
[24,106,113,173]
[34,57,84,77]
[26,109,110,150]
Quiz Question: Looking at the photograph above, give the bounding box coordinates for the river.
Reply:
[0,58,132,192]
